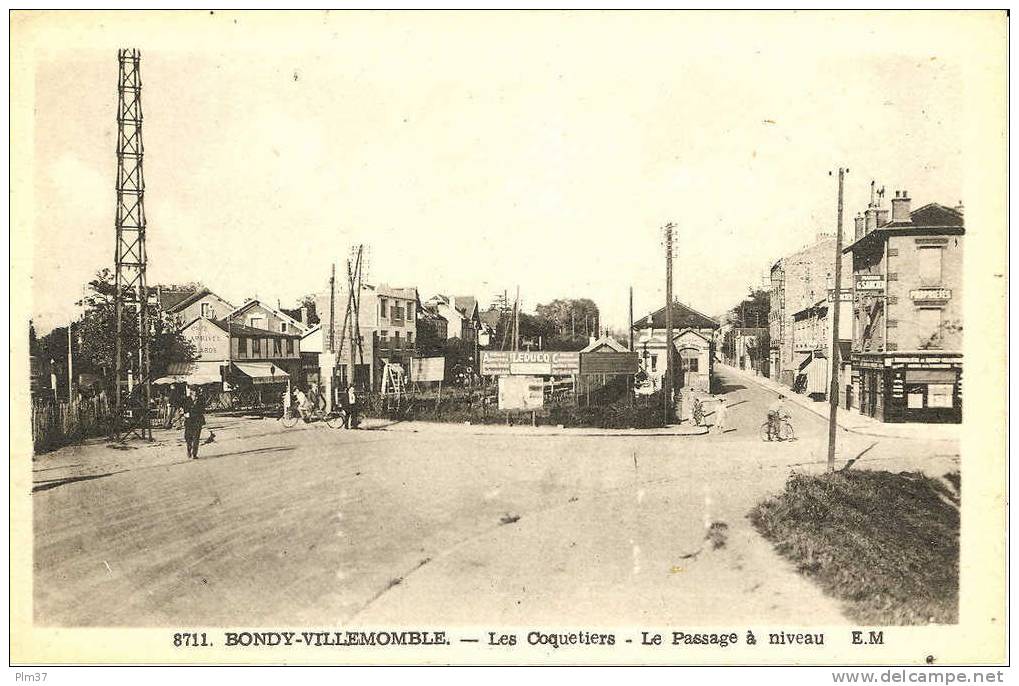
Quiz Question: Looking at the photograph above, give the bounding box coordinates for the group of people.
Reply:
[284,382,360,429]
[679,391,790,438]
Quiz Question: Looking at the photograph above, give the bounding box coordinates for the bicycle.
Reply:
[760,417,796,442]
[280,404,348,429]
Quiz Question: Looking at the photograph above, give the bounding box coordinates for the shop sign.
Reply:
[827,288,854,302]
[910,288,951,302]
[855,274,885,291]
[481,351,580,376]
[498,375,544,410]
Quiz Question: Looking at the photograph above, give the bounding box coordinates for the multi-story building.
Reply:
[844,191,964,423]
[173,317,302,389]
[315,283,419,390]
[767,233,854,388]
[788,293,852,402]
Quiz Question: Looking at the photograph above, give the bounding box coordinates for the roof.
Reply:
[376,284,418,300]
[633,301,719,331]
[453,296,479,319]
[206,319,302,338]
[159,288,199,312]
[227,299,310,332]
[843,202,965,254]
[580,336,629,353]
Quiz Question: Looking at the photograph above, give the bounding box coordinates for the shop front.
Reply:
[852,352,962,423]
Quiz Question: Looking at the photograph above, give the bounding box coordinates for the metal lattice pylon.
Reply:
[112,48,152,439]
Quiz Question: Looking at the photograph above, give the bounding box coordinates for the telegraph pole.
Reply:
[827,168,848,472]
[663,222,675,424]
[328,263,336,354]
[67,322,74,403]
[628,286,634,352]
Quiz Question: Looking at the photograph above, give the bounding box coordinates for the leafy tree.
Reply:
[298,293,321,326]
[76,269,196,387]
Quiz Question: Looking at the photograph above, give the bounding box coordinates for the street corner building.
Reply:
[632,301,719,393]
[843,192,964,423]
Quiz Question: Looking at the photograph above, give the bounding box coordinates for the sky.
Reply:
[24,11,986,335]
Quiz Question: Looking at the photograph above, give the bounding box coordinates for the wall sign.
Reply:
[481,351,580,376]
[910,288,951,302]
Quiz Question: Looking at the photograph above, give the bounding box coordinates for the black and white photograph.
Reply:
[9,9,1008,669]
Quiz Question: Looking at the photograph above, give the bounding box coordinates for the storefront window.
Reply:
[928,384,954,408]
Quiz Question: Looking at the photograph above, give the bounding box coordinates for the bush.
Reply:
[363,385,666,429]
[750,470,960,625]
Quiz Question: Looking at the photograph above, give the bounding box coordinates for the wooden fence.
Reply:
[31,393,112,454]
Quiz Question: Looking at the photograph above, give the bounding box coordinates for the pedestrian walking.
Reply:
[713,395,729,434]
[692,396,705,426]
[182,387,206,459]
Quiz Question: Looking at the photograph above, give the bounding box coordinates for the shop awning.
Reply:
[153,361,224,386]
[794,353,829,395]
[232,362,289,385]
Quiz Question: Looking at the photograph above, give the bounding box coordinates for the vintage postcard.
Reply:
[9,10,1008,667]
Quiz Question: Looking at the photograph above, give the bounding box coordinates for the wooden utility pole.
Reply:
[328,263,336,354]
[67,322,74,402]
[827,168,848,472]
[628,286,634,351]
[663,222,675,424]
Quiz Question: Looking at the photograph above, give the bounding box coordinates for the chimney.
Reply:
[891,190,912,224]
[298,306,308,325]
[865,206,878,233]
[854,213,865,240]
[875,207,890,227]
[589,335,596,346]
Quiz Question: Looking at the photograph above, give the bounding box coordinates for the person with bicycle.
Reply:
[766,394,790,441]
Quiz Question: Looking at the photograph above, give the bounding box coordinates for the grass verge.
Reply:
[749,469,959,625]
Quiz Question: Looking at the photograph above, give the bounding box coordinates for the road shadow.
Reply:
[33,471,128,494]
[841,441,880,471]
[197,446,296,461]
[713,382,747,394]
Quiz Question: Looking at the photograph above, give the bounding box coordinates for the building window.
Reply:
[273,338,283,357]
[682,356,699,373]
[916,307,943,349]
[379,299,387,319]
[394,331,401,348]
[286,338,294,356]
[281,322,288,333]
[917,247,943,287]
[252,337,261,355]
[239,337,248,356]
[406,302,414,319]
[380,330,388,345]
[201,302,212,318]
[249,316,266,329]
[407,331,414,345]
[392,304,402,321]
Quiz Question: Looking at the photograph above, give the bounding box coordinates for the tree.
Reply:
[76,269,196,387]
[298,294,321,326]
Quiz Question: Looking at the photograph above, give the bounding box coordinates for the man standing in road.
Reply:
[183,387,206,459]
[713,395,729,434]
[346,383,359,429]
